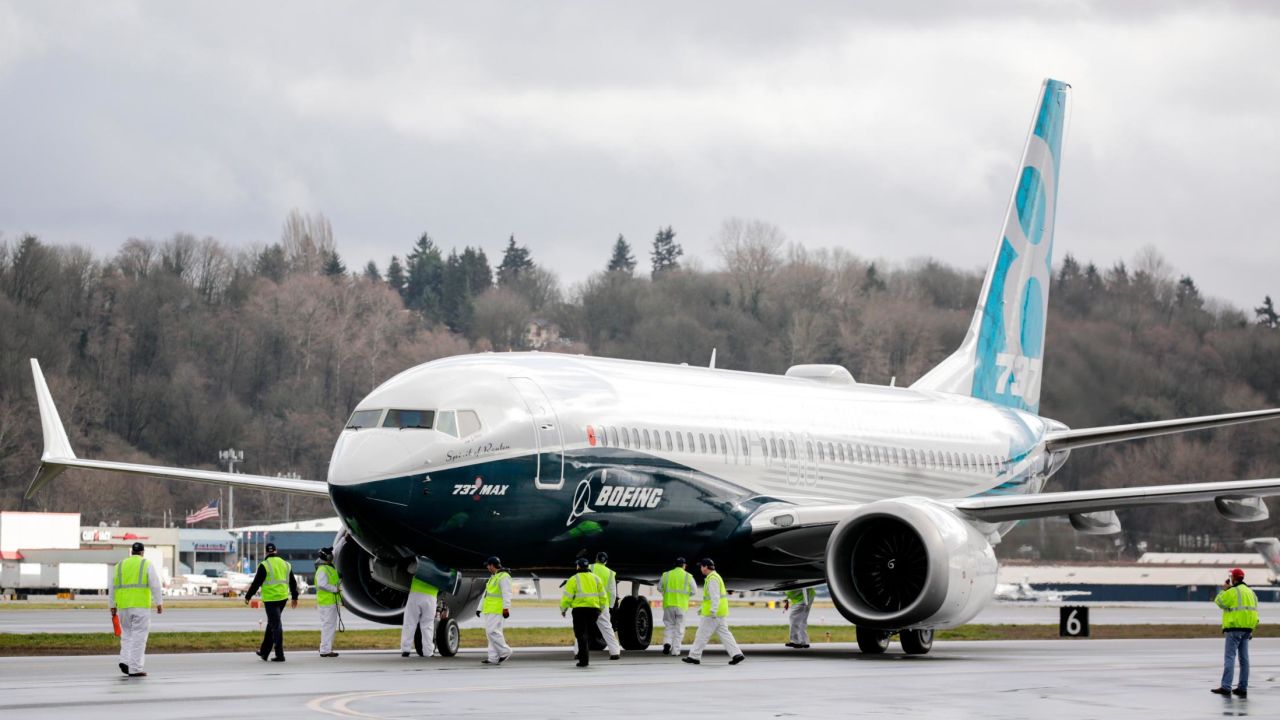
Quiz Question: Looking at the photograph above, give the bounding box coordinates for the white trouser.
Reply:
[399,592,437,655]
[788,603,811,645]
[662,606,689,653]
[318,604,339,654]
[484,613,511,662]
[118,607,150,673]
[596,606,621,655]
[687,614,742,660]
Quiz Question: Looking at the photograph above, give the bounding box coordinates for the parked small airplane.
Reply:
[26,79,1280,657]
[993,578,1090,603]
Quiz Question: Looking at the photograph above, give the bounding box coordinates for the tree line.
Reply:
[1,211,1277,559]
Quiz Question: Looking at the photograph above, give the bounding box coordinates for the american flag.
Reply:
[185,500,220,525]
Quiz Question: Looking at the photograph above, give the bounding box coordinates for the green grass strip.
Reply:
[0,623,1272,656]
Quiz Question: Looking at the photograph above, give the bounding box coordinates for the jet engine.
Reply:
[332,531,410,624]
[824,497,997,630]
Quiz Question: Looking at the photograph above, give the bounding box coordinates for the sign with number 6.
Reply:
[1059,606,1089,637]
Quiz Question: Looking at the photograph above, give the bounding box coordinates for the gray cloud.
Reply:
[1,1,1277,309]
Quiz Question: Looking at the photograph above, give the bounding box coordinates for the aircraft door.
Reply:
[509,377,565,489]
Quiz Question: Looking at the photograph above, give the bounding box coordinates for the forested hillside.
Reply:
[2,213,1278,559]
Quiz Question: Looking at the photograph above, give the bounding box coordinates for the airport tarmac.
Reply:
[0,601,1236,633]
[0,639,1274,719]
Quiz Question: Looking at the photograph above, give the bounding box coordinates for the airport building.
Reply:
[233,517,342,580]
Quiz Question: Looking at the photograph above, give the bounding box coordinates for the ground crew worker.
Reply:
[109,541,163,677]
[400,570,439,658]
[590,551,622,659]
[784,586,817,649]
[562,557,607,667]
[657,556,697,655]
[682,558,745,666]
[1211,567,1259,698]
[480,556,512,664]
[315,547,340,658]
[243,542,299,662]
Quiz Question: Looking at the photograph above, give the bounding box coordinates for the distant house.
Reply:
[525,318,561,349]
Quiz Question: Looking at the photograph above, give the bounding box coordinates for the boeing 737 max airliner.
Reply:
[25,79,1280,656]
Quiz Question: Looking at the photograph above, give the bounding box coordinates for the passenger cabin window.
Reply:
[677,432,685,452]
[383,409,435,430]
[632,428,641,448]
[643,429,652,449]
[709,435,717,454]
[699,434,707,453]
[346,409,383,429]
[665,431,673,450]
[741,437,749,457]
[458,410,481,437]
[436,410,458,437]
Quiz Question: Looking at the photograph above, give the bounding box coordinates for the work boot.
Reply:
[498,655,510,664]
[662,644,671,655]
[729,654,745,665]
[127,672,147,677]
[401,652,411,658]
[682,657,700,665]
[271,656,286,662]
[610,654,620,660]
[576,661,588,668]
[255,651,269,662]
[118,663,128,675]
[1232,688,1248,698]
[320,652,339,658]
[1210,687,1231,696]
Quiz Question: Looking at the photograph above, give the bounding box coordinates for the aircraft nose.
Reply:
[328,431,414,485]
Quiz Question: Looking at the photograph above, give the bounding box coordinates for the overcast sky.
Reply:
[1,1,1277,310]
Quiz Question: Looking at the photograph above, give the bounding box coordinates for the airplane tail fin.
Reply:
[912,79,1070,415]
[1244,538,1280,578]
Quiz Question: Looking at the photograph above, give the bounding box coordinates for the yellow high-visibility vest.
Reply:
[113,556,152,609]
[482,572,510,614]
[561,571,607,610]
[700,571,729,617]
[260,556,292,602]
[661,567,694,610]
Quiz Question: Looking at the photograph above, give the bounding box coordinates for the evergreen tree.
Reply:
[254,243,287,283]
[607,234,636,274]
[496,235,534,287]
[322,249,347,278]
[386,255,406,299]
[440,246,493,336]
[862,262,887,294]
[405,233,445,320]
[1175,275,1202,310]
[1256,295,1280,329]
[649,226,682,279]
[362,260,381,282]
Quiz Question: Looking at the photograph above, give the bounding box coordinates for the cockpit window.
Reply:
[383,409,435,430]
[346,409,383,429]
[436,410,458,437]
[457,410,481,437]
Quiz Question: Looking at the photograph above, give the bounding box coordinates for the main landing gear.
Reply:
[856,626,933,655]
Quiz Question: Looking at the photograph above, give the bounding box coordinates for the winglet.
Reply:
[31,359,75,461]
[26,359,75,498]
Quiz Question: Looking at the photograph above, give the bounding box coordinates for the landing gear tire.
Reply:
[614,596,653,651]
[900,628,933,655]
[436,617,461,657]
[856,626,891,655]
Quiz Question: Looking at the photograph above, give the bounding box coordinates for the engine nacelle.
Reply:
[332,531,410,625]
[825,497,997,630]
[332,532,488,626]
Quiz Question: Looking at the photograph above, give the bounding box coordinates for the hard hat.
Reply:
[595,551,609,564]
[485,556,502,567]
[575,557,591,570]
[1230,567,1246,579]
[698,558,715,569]
[130,541,144,553]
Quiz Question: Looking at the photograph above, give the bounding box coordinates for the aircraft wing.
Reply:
[1044,408,1280,453]
[748,476,1280,557]
[950,477,1280,523]
[25,359,329,499]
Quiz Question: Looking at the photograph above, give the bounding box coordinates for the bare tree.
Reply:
[281,209,336,275]
[716,218,785,316]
